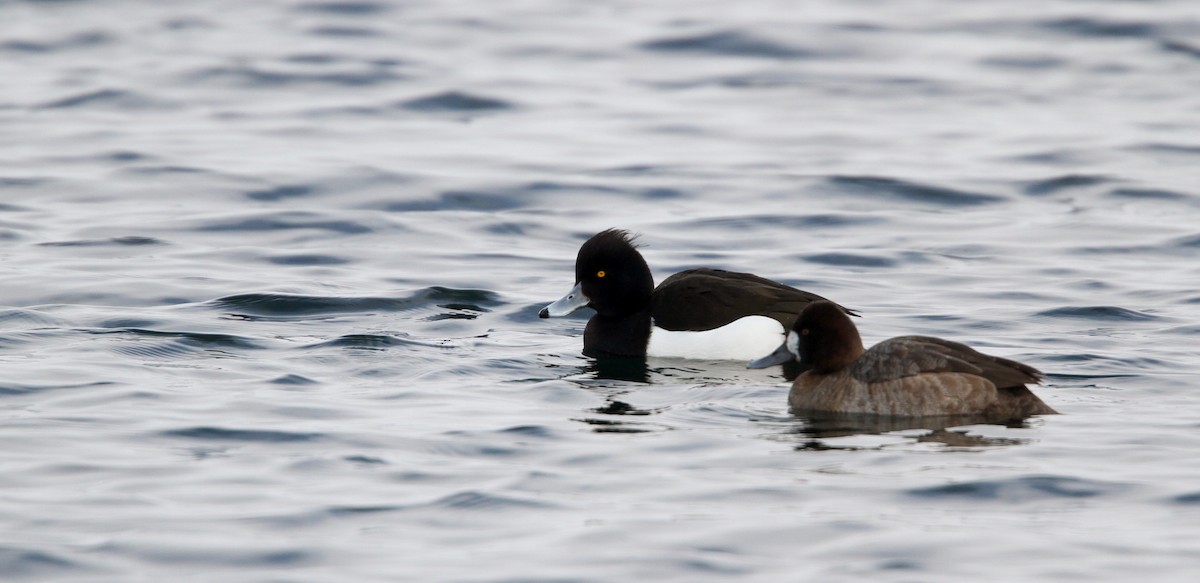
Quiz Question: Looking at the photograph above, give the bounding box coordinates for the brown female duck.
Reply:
[749,301,1057,419]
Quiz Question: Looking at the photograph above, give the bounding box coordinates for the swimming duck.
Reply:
[748,301,1057,419]
[539,229,852,359]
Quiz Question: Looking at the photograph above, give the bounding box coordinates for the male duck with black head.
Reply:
[539,229,854,359]
[749,301,1057,420]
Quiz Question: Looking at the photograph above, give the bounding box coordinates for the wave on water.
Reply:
[825,176,1007,206]
[803,252,895,268]
[1039,17,1161,39]
[398,91,514,112]
[302,333,457,350]
[1126,142,1200,155]
[195,211,375,235]
[0,30,111,54]
[90,327,268,360]
[210,287,500,320]
[37,88,171,110]
[263,254,350,266]
[37,236,165,248]
[306,25,381,38]
[1173,491,1200,505]
[381,190,525,212]
[0,308,70,328]
[906,475,1132,501]
[1022,174,1114,196]
[270,374,319,386]
[294,1,392,16]
[1035,306,1159,321]
[0,547,84,580]
[1161,39,1200,59]
[980,54,1067,70]
[184,64,404,88]
[245,185,316,202]
[95,328,266,348]
[161,426,325,443]
[687,213,883,230]
[427,490,553,511]
[1107,187,1194,201]
[241,170,411,202]
[0,381,116,397]
[639,30,821,59]
[96,542,312,568]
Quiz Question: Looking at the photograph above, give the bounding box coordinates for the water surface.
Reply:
[2,0,1199,581]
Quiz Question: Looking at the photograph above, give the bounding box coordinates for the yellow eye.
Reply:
[801,328,810,336]
[596,270,606,278]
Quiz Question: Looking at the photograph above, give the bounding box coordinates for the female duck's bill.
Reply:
[750,301,1057,419]
[746,330,801,369]
[539,229,853,359]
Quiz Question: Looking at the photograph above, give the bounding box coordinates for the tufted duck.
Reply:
[540,229,853,359]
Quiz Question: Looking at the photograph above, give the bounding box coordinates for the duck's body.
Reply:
[540,229,852,359]
[750,302,1056,419]
[787,335,1057,417]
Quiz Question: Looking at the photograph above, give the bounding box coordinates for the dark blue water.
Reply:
[2,0,1199,581]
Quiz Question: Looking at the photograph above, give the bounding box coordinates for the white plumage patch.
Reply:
[786,330,801,359]
[646,315,785,360]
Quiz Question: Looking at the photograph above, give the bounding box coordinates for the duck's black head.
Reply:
[573,229,654,318]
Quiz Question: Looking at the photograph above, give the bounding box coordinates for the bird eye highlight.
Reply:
[596,270,606,278]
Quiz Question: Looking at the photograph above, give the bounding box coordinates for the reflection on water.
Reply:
[774,413,1038,450]
[573,357,1044,446]
[584,355,802,384]
[586,356,652,383]
[574,399,665,433]
[576,353,1049,446]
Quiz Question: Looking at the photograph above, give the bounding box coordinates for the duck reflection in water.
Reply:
[585,356,651,383]
[785,412,1036,450]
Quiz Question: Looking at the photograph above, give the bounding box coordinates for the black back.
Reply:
[565,229,854,358]
[651,268,850,332]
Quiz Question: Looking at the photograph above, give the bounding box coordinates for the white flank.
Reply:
[646,315,785,360]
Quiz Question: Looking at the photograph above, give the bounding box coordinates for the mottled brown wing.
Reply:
[649,268,849,331]
[851,335,1043,388]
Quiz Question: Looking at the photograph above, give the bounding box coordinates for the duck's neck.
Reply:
[826,339,865,372]
[583,308,652,358]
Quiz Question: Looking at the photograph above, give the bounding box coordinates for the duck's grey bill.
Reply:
[539,282,590,318]
[747,342,792,369]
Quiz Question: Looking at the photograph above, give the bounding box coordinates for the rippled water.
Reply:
[3,0,1199,580]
